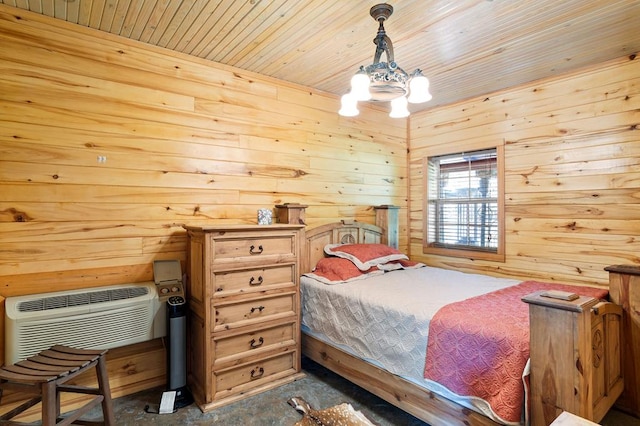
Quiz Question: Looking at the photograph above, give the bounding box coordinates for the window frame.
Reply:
[422,144,505,262]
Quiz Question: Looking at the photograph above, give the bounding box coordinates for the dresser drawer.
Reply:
[211,235,296,264]
[213,293,295,332]
[213,352,296,400]
[212,264,295,297]
[213,322,296,365]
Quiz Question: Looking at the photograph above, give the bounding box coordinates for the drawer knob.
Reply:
[250,305,265,314]
[250,337,264,349]
[249,245,264,255]
[250,367,264,380]
[249,276,263,286]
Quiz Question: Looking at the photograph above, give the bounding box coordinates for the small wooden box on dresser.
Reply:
[183,224,305,412]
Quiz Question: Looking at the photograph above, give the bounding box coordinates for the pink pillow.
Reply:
[377,259,426,271]
[324,243,408,271]
[304,257,383,285]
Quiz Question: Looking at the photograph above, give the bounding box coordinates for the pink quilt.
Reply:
[423,280,608,424]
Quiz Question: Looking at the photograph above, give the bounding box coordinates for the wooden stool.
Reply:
[0,345,115,425]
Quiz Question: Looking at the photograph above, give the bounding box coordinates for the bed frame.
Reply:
[290,207,624,426]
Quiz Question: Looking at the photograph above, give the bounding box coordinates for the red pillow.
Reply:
[304,257,383,285]
[324,244,408,271]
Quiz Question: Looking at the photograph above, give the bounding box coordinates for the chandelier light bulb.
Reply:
[407,71,432,104]
[389,96,409,118]
[339,94,360,117]
[350,70,372,101]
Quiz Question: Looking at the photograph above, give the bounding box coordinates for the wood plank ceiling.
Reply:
[2,0,639,112]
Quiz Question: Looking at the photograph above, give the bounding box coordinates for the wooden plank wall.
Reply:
[0,3,407,403]
[409,54,639,287]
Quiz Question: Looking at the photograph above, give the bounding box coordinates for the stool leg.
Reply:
[96,356,116,426]
[41,381,57,426]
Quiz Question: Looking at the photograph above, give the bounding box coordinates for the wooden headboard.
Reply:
[274,204,400,273]
[301,221,384,273]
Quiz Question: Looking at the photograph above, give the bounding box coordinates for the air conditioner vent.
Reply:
[17,286,150,313]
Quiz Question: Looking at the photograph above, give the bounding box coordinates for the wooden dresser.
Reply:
[605,264,640,418]
[183,224,305,412]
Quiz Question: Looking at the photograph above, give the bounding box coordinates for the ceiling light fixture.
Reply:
[339,3,432,118]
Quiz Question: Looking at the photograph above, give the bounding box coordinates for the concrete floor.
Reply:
[91,357,639,425]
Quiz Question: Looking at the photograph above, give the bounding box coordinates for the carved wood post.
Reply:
[374,205,399,249]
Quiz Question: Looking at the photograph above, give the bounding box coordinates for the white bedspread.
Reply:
[301,266,521,423]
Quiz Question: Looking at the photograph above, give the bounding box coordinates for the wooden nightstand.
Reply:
[522,291,623,425]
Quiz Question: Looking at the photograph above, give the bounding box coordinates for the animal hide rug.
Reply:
[288,397,376,426]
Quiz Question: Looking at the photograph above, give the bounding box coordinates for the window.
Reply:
[424,146,504,261]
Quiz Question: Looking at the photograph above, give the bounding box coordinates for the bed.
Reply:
[295,214,624,426]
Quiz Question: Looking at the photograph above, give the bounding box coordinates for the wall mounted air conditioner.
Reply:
[5,282,165,364]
